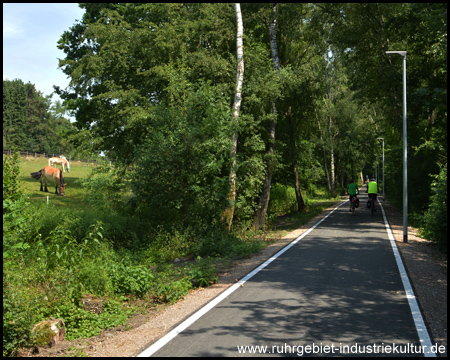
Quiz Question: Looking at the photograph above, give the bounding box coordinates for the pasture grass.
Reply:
[17,156,96,209]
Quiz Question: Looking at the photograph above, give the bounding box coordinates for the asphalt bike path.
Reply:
[139,190,434,357]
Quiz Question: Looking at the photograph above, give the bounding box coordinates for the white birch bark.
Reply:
[324,56,335,195]
[223,3,244,230]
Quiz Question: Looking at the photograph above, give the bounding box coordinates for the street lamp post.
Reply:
[377,137,385,201]
[376,155,379,190]
[386,50,407,243]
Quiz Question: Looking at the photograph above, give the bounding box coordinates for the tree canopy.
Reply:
[54,3,446,231]
[3,79,74,154]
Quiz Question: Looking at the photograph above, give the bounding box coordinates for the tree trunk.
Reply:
[253,3,280,230]
[293,162,305,212]
[287,106,305,212]
[253,118,275,230]
[32,318,66,347]
[317,118,332,193]
[223,3,244,230]
[324,53,335,196]
[329,116,335,196]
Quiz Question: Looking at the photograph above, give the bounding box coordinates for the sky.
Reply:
[3,3,86,106]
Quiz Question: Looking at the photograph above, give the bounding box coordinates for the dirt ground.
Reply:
[18,198,447,357]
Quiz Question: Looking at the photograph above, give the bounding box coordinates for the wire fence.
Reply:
[3,149,114,164]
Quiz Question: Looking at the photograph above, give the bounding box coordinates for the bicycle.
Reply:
[350,195,358,215]
[368,195,376,216]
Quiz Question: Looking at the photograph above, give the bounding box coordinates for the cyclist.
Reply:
[346,179,359,212]
[367,178,378,212]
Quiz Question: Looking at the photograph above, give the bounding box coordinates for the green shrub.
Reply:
[188,256,218,287]
[268,184,298,217]
[3,151,36,258]
[109,264,154,297]
[3,149,24,204]
[53,298,134,341]
[77,263,115,297]
[420,165,447,252]
[154,277,192,304]
[79,160,128,210]
[3,152,36,355]
[3,274,34,356]
[148,228,193,263]
[131,82,232,230]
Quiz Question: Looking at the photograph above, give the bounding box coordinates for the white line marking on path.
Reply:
[378,199,436,357]
[138,200,436,357]
[137,201,347,357]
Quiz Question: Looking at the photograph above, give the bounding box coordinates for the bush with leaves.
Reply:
[153,278,192,304]
[3,149,24,203]
[3,274,35,356]
[132,81,232,230]
[50,297,134,341]
[3,150,36,250]
[189,256,218,288]
[80,160,129,210]
[420,165,447,252]
[109,263,154,298]
[3,152,36,355]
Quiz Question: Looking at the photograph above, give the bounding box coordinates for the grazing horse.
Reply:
[49,156,70,173]
[31,166,66,196]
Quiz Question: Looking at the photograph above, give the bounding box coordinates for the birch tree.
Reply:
[253,3,280,230]
[223,3,244,230]
[324,52,336,196]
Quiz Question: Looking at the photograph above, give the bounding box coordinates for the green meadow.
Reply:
[20,156,102,208]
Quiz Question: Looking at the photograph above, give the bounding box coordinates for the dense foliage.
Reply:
[321,3,447,215]
[132,81,232,230]
[53,3,446,232]
[419,165,447,251]
[3,79,74,154]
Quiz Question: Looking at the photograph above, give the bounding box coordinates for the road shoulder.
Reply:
[380,199,447,357]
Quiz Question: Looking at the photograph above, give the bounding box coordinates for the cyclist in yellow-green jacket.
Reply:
[367,178,378,212]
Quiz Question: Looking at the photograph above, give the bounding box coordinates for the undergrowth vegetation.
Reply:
[416,165,447,252]
[4,153,300,356]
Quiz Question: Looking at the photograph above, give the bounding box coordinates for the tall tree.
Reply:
[253,3,280,230]
[3,79,72,153]
[223,3,244,230]
[56,3,237,164]
[3,79,28,149]
[319,3,447,211]
[273,3,321,212]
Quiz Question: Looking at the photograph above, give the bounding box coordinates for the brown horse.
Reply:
[31,166,67,196]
